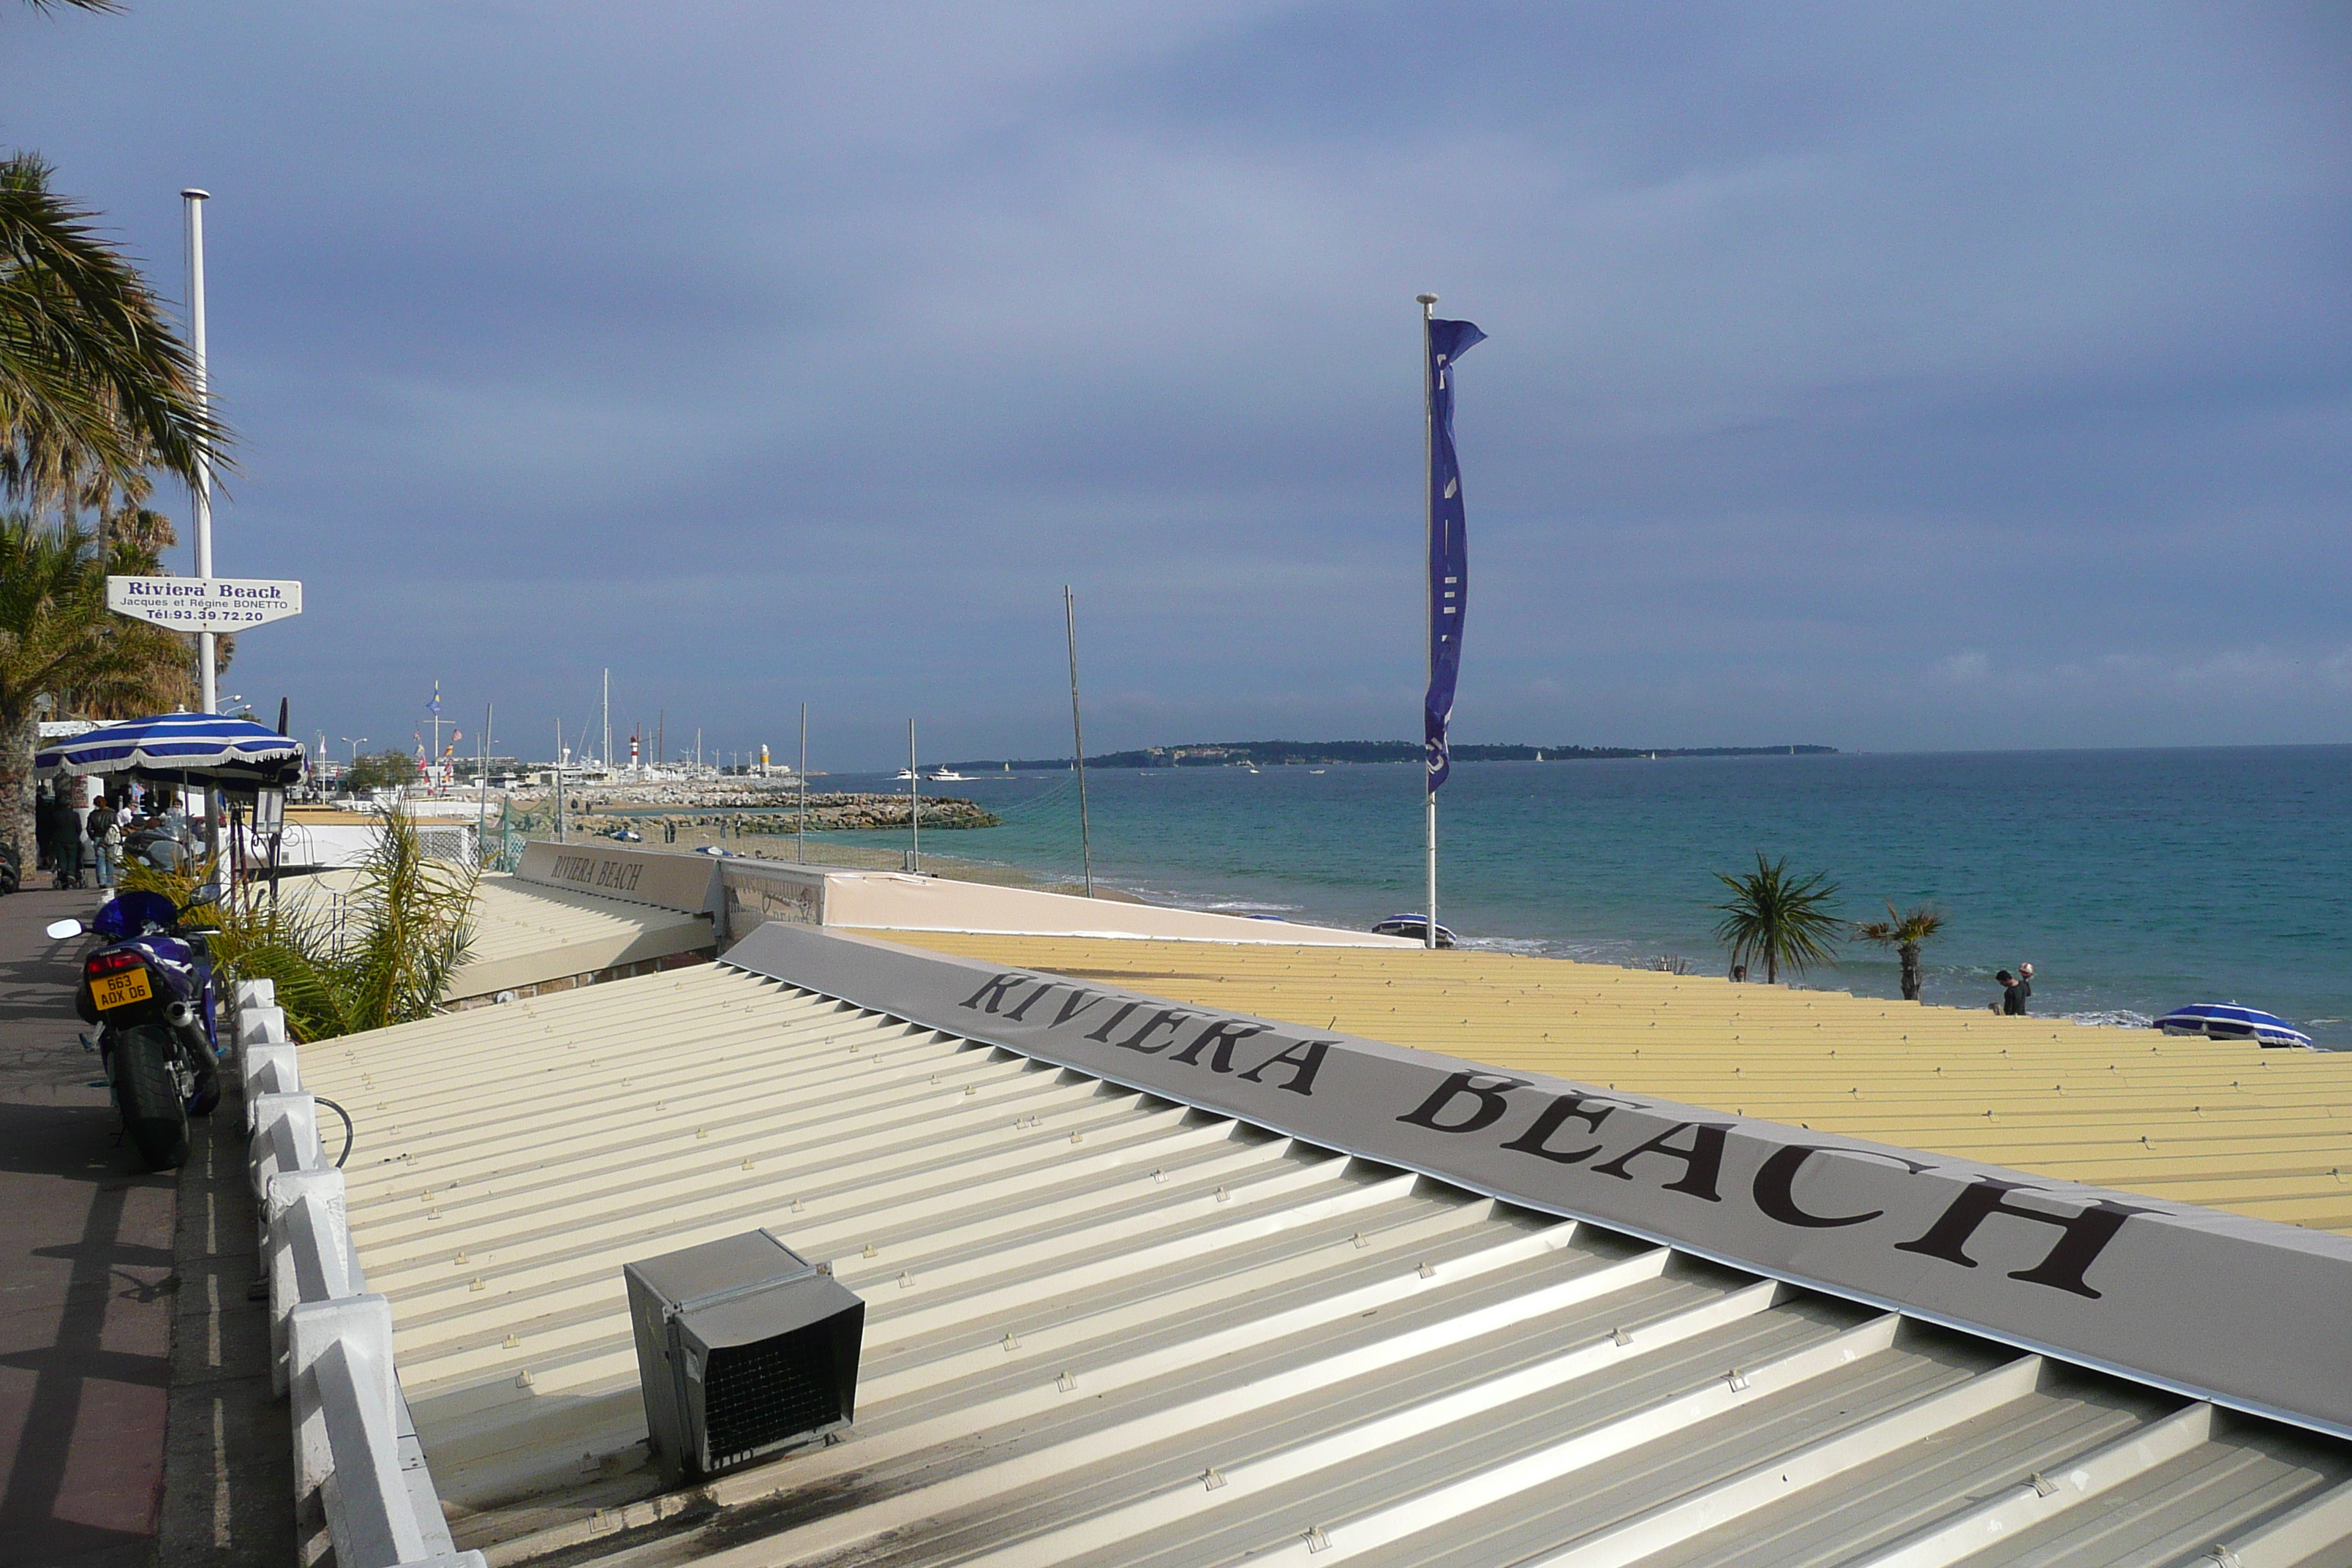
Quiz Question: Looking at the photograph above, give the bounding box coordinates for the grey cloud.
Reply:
[1,1,2344,764]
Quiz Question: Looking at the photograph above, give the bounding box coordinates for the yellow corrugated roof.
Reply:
[874,931,2352,1235]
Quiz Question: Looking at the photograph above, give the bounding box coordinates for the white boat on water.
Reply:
[927,769,970,782]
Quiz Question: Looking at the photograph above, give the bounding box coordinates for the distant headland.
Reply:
[946,740,1839,770]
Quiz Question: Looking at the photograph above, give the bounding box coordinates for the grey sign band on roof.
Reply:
[722,921,2352,1440]
[516,840,722,915]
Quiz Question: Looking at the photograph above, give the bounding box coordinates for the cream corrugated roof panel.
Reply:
[444,872,712,998]
[276,867,713,1001]
[288,944,2352,1568]
[876,932,2352,1235]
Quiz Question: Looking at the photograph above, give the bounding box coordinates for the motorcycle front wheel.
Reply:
[113,1025,190,1171]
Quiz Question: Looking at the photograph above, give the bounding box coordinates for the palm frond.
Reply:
[123,813,479,1042]
[0,154,230,502]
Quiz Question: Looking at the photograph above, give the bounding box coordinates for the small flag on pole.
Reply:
[1425,317,1485,792]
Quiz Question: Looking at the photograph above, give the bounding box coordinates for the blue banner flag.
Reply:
[1425,317,1485,791]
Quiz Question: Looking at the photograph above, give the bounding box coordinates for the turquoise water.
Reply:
[807,747,2352,1046]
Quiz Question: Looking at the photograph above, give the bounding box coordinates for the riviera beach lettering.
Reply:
[118,580,289,600]
[961,973,1333,1094]
[548,853,647,893]
[728,924,2352,1434]
[958,969,2146,1300]
[1393,1070,2149,1297]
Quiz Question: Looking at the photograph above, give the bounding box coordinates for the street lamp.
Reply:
[340,736,367,766]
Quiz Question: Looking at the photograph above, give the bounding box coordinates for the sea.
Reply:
[801,746,2352,1047]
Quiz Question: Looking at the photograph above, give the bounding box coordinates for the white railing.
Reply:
[233,979,483,1568]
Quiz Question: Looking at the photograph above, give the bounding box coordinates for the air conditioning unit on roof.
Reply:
[625,1229,865,1484]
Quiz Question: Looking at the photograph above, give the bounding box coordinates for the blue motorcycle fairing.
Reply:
[94,890,178,940]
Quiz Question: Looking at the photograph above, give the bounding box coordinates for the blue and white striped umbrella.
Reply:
[2153,1002,2313,1049]
[36,712,305,791]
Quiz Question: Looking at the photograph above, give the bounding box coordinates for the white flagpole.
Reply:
[1418,292,1439,950]
[184,191,214,715]
[184,190,222,871]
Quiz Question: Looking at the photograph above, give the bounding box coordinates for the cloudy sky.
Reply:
[7,2,2347,767]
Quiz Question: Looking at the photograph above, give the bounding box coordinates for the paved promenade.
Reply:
[0,884,291,1568]
[0,886,173,1567]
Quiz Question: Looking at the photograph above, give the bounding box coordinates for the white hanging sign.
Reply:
[107,576,303,631]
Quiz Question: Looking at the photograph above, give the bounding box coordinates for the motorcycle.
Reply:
[48,884,226,1172]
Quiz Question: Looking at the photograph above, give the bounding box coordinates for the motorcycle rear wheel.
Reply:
[113,1025,189,1171]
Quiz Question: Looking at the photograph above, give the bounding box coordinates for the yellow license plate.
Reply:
[92,970,152,1010]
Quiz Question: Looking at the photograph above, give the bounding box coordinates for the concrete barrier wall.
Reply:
[232,980,483,1568]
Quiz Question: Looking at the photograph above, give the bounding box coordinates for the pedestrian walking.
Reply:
[2014,962,2033,1015]
[86,794,121,889]
[37,787,77,887]
[1996,968,2024,1016]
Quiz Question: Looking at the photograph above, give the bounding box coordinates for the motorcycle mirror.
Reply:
[44,918,84,941]
[184,883,223,908]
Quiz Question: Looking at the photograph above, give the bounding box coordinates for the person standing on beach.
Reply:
[1996,969,2024,1015]
[2015,962,2033,1015]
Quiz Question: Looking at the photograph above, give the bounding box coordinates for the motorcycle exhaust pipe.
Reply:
[165,1000,197,1028]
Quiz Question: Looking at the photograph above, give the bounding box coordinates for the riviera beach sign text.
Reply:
[108,576,303,633]
[727,919,2352,1440]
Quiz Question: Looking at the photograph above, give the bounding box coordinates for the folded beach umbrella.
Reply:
[37,712,305,792]
[2153,1001,2313,1049]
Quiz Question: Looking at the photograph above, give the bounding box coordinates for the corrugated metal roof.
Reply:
[295,959,2352,1568]
[871,933,2352,1237]
[284,867,714,1003]
[448,873,713,1000]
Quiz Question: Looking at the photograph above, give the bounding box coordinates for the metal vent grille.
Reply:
[703,1323,846,1466]
[625,1229,866,1483]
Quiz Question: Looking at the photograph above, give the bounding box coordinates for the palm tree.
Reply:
[0,515,202,863]
[0,516,108,858]
[1853,901,1945,1002]
[0,154,225,504]
[1710,853,1843,984]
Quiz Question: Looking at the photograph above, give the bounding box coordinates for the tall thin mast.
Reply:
[1418,292,1439,949]
[797,703,807,864]
[477,702,491,859]
[908,719,920,873]
[1064,585,1095,898]
[184,190,219,866]
[601,669,610,772]
[183,191,214,717]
